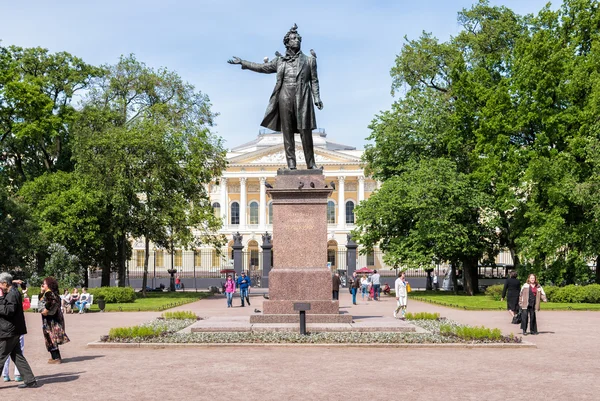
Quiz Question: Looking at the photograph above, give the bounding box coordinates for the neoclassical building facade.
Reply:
[128,130,384,282]
[210,130,379,270]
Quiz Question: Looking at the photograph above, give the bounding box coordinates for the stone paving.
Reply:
[1,290,599,400]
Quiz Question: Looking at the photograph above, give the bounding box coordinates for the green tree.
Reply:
[360,0,600,289]
[19,171,108,286]
[73,55,227,290]
[0,45,102,189]
[43,243,84,289]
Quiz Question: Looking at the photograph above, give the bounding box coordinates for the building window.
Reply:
[155,250,164,268]
[367,251,375,267]
[327,240,338,269]
[327,249,336,268]
[212,202,220,219]
[268,202,273,224]
[231,202,239,225]
[175,250,182,267]
[212,249,221,268]
[194,251,202,267]
[136,250,145,268]
[248,240,259,268]
[249,201,259,224]
[327,201,336,224]
[345,201,355,224]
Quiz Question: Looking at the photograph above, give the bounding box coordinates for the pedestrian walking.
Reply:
[3,279,27,383]
[501,271,521,321]
[0,273,37,388]
[371,270,381,301]
[360,275,369,300]
[433,272,439,290]
[394,272,408,319]
[332,272,341,300]
[236,272,251,307]
[224,275,235,308]
[519,274,547,335]
[40,277,70,363]
[351,272,360,305]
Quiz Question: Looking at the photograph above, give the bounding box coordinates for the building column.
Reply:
[259,177,267,230]
[358,176,365,203]
[220,177,228,227]
[239,177,247,229]
[337,176,346,229]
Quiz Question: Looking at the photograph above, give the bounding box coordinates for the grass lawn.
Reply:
[87,291,213,312]
[409,291,600,311]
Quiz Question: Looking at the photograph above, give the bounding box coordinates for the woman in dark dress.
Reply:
[39,277,70,364]
[501,271,521,319]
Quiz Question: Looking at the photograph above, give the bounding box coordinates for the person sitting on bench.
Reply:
[75,288,90,313]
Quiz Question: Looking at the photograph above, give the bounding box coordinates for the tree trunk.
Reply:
[101,251,111,287]
[425,269,433,290]
[451,262,459,295]
[509,247,520,273]
[117,234,127,287]
[141,237,149,297]
[35,252,47,275]
[462,255,479,295]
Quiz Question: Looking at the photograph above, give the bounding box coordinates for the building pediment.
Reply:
[228,144,361,166]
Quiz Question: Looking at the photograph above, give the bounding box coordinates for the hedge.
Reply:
[88,287,136,303]
[547,284,600,303]
[486,283,600,303]
[485,284,503,301]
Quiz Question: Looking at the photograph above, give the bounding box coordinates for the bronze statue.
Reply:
[228,24,323,170]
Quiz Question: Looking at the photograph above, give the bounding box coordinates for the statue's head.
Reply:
[283,23,302,52]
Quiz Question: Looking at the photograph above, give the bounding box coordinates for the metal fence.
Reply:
[110,248,525,290]
[124,250,269,279]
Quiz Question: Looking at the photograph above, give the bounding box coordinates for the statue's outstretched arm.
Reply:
[228,56,277,74]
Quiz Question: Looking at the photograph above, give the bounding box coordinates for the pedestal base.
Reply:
[250,313,353,324]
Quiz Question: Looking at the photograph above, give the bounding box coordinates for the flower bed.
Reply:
[101,317,521,345]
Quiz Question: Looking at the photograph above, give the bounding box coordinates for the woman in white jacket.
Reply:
[394,272,408,319]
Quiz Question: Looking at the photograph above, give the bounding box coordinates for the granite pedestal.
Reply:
[250,169,352,324]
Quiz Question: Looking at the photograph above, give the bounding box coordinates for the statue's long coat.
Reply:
[241,52,321,132]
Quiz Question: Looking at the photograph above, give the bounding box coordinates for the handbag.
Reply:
[512,309,522,324]
[406,283,412,293]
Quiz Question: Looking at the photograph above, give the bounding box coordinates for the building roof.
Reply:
[229,129,357,156]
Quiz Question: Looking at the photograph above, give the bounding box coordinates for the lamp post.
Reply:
[167,226,177,292]
[153,247,156,289]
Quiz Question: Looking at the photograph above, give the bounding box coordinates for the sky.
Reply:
[0,0,554,151]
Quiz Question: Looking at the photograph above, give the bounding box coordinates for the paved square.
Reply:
[2,291,598,400]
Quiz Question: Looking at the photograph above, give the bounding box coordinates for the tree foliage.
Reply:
[1,49,226,288]
[356,0,600,291]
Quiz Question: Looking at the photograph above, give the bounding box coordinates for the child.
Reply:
[368,284,374,301]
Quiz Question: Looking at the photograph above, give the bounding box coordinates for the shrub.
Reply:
[543,286,559,302]
[162,311,197,320]
[584,284,600,303]
[439,324,502,341]
[405,312,440,320]
[485,285,504,301]
[108,325,166,340]
[88,287,136,303]
[553,285,587,303]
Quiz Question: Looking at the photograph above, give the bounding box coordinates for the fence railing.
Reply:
[119,249,526,281]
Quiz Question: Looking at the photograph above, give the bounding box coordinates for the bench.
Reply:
[30,295,39,312]
[60,294,94,313]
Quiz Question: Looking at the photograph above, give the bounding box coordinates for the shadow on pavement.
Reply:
[61,355,105,363]
[37,371,83,385]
